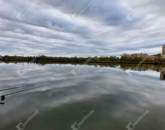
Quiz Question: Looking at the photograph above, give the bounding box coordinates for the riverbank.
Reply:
[0,54,165,64]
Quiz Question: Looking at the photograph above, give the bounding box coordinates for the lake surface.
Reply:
[0,63,165,130]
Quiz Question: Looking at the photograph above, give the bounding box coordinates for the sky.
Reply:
[0,0,165,56]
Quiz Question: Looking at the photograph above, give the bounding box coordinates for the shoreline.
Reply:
[0,55,165,65]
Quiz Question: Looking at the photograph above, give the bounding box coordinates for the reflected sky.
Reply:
[0,63,165,130]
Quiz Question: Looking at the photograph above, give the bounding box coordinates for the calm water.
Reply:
[0,63,165,130]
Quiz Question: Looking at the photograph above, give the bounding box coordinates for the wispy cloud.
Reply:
[0,0,164,56]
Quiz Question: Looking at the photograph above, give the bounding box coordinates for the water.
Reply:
[0,63,165,130]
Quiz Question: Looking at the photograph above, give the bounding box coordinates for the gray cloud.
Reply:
[0,0,164,56]
[39,0,138,26]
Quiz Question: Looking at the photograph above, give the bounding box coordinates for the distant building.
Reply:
[163,45,165,55]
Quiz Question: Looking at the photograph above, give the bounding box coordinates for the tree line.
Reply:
[0,54,165,64]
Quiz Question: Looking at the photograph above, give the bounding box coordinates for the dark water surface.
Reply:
[0,63,165,130]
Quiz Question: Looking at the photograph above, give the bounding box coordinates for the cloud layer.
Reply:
[0,0,165,56]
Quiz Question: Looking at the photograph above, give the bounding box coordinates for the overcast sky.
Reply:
[0,0,165,56]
